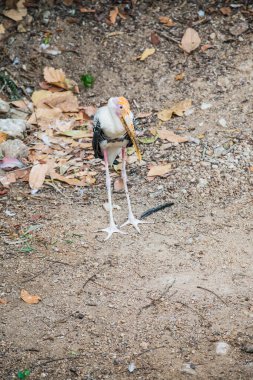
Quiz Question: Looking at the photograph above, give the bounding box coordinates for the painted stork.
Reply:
[93,97,145,240]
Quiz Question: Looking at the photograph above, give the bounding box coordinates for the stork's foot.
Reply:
[100,224,126,241]
[121,213,147,233]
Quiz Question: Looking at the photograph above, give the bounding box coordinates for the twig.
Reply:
[22,269,46,283]
[77,273,98,295]
[178,301,206,321]
[134,345,166,358]
[139,280,175,314]
[92,280,118,293]
[46,259,73,266]
[197,285,228,306]
[159,31,180,45]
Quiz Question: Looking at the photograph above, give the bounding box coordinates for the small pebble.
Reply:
[216,341,230,355]
[218,118,227,128]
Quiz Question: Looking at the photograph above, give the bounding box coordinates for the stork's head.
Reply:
[108,97,142,161]
[108,97,130,118]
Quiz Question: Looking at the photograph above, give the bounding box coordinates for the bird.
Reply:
[93,97,145,240]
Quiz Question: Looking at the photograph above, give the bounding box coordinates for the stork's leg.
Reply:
[100,149,126,240]
[121,147,146,232]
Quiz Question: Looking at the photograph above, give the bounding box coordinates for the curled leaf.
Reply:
[21,289,41,304]
[109,7,118,24]
[158,99,192,121]
[159,16,176,27]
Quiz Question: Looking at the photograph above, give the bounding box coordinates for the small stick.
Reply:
[22,269,46,283]
[77,273,97,295]
[134,345,166,358]
[197,285,228,306]
[139,280,175,314]
[178,301,206,321]
[159,31,180,45]
[91,280,119,293]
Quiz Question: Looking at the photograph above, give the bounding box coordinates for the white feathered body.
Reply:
[94,105,134,165]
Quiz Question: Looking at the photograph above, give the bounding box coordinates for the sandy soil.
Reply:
[1,1,253,379]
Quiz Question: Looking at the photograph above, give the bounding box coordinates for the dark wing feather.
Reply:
[92,117,107,159]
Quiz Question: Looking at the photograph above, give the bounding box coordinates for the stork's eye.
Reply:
[119,105,123,109]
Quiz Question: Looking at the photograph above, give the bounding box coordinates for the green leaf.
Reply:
[138,135,158,144]
[81,74,95,88]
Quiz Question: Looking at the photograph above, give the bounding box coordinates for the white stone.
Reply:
[216,341,230,355]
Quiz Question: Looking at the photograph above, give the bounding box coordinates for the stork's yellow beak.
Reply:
[121,111,142,161]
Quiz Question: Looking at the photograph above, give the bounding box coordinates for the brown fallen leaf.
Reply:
[159,16,176,27]
[0,298,7,305]
[50,170,87,186]
[29,163,48,192]
[63,0,73,5]
[3,0,27,22]
[157,129,188,143]
[80,7,96,13]
[136,111,152,119]
[137,48,156,61]
[32,90,79,113]
[43,67,78,92]
[151,31,160,46]
[44,67,65,84]
[0,24,5,34]
[147,163,172,177]
[175,72,185,81]
[20,289,41,304]
[28,107,63,129]
[0,131,8,143]
[181,28,201,53]
[109,7,119,24]
[158,99,192,121]
[220,7,232,16]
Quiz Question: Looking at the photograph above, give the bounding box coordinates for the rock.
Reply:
[0,99,10,114]
[198,178,208,187]
[42,10,51,25]
[218,118,227,128]
[216,341,230,355]
[181,363,196,375]
[241,344,253,353]
[201,102,212,110]
[0,119,27,138]
[128,362,136,373]
[0,139,28,159]
[214,146,227,157]
[229,21,248,36]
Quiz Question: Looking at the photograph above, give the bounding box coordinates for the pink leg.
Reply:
[100,149,126,240]
[121,147,146,233]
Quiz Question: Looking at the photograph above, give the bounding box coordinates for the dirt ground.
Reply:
[1,1,253,379]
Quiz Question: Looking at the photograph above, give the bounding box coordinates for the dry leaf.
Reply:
[220,7,232,16]
[109,7,118,24]
[158,99,192,121]
[181,28,201,53]
[249,166,253,172]
[0,131,8,143]
[138,48,156,61]
[114,177,124,192]
[31,90,52,106]
[44,66,65,84]
[50,170,86,186]
[82,105,96,117]
[147,164,172,177]
[42,91,79,112]
[175,72,185,81]
[151,32,160,46]
[0,24,5,34]
[157,129,188,143]
[28,107,63,129]
[20,289,41,304]
[0,172,16,186]
[159,16,176,27]
[0,298,7,304]
[3,0,27,21]
[29,163,48,191]
[136,112,152,119]
[80,7,96,13]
